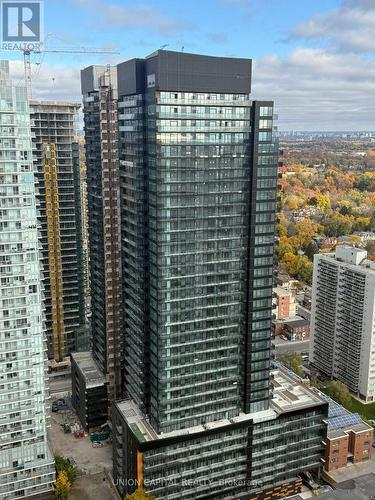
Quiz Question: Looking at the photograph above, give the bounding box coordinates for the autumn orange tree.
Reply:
[281,252,313,285]
[53,471,71,500]
[125,488,155,500]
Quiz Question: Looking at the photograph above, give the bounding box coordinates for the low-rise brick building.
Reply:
[283,318,310,340]
[322,396,373,473]
[273,287,297,320]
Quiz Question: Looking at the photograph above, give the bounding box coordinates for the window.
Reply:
[259,119,272,129]
[259,106,273,117]
[259,131,272,142]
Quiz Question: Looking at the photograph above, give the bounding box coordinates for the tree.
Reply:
[304,240,319,261]
[281,252,313,285]
[54,454,77,485]
[324,213,353,237]
[126,488,155,500]
[276,223,288,238]
[295,219,322,245]
[275,239,295,260]
[337,200,354,216]
[366,240,375,260]
[278,354,304,378]
[53,471,71,500]
[353,216,371,232]
[315,193,331,211]
[308,196,318,206]
[282,252,300,277]
[296,256,313,284]
[326,380,351,408]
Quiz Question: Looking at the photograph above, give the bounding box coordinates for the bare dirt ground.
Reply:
[48,410,112,475]
[70,473,118,500]
[47,397,118,498]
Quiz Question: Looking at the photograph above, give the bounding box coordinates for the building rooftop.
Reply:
[274,286,292,297]
[321,395,372,437]
[271,368,326,414]
[284,318,309,329]
[316,473,375,500]
[116,366,326,444]
[30,100,81,109]
[320,246,375,275]
[71,351,106,388]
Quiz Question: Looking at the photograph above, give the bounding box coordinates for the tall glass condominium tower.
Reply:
[0,62,55,498]
[117,52,276,432]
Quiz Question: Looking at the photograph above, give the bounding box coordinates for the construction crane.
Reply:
[23,46,120,98]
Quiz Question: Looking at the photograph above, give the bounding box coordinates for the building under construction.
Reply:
[31,101,85,362]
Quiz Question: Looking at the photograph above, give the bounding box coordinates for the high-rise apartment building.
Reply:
[310,246,375,402]
[0,61,55,499]
[117,52,276,426]
[104,50,328,500]
[30,102,85,362]
[80,66,122,401]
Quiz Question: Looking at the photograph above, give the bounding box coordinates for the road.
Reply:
[273,337,310,355]
[48,374,72,395]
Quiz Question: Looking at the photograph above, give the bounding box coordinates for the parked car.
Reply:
[67,457,77,468]
[52,399,69,412]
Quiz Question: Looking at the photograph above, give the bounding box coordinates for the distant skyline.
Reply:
[2,0,375,130]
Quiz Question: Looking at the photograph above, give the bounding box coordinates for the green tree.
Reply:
[54,454,77,485]
[277,354,304,378]
[304,240,319,261]
[296,255,313,284]
[324,213,353,237]
[53,471,71,500]
[326,380,351,408]
[308,196,318,206]
[276,223,288,238]
[353,216,371,232]
[126,488,155,500]
[275,240,295,260]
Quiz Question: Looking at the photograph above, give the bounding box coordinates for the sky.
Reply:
[2,0,375,130]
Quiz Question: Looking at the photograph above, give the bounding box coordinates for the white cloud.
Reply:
[290,0,375,54]
[252,48,375,130]
[69,0,188,35]
[9,61,82,103]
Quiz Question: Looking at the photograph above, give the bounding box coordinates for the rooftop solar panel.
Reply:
[328,413,362,430]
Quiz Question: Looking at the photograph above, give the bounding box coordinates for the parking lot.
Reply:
[48,398,112,476]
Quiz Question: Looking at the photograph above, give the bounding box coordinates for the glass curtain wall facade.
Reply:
[0,61,54,499]
[118,52,277,434]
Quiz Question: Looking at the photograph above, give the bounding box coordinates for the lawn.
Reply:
[322,386,375,421]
